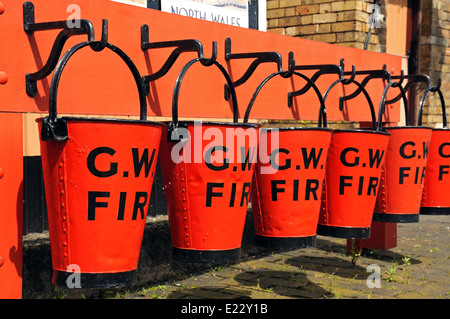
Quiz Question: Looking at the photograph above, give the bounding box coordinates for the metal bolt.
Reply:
[0,166,4,179]
[0,3,4,15]
[0,255,3,267]
[0,71,7,84]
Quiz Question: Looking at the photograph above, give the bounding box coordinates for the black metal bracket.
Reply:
[141,24,217,95]
[377,71,412,130]
[243,69,328,127]
[224,37,295,99]
[287,61,343,108]
[224,37,283,87]
[319,60,378,130]
[23,1,106,97]
[384,74,431,105]
[339,65,392,110]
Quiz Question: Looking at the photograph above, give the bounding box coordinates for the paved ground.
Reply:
[117,214,449,300]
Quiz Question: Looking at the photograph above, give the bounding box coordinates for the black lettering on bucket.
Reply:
[87,147,118,177]
[422,142,430,159]
[88,191,110,220]
[206,182,252,207]
[439,165,449,180]
[339,176,353,194]
[117,192,127,220]
[367,177,379,196]
[399,167,410,184]
[439,142,450,158]
[271,180,285,201]
[240,147,256,171]
[305,179,319,200]
[269,148,290,170]
[339,176,379,196]
[240,182,251,207]
[132,148,156,178]
[399,141,416,159]
[206,182,224,206]
[132,192,148,220]
[205,146,229,171]
[368,149,385,168]
[399,166,426,184]
[88,191,149,221]
[302,148,323,169]
[340,148,359,167]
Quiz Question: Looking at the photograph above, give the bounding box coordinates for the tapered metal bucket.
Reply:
[418,84,450,215]
[244,70,332,249]
[38,41,163,288]
[373,82,432,223]
[317,75,390,238]
[159,57,259,263]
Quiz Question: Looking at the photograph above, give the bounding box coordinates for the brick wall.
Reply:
[418,0,450,127]
[267,0,385,52]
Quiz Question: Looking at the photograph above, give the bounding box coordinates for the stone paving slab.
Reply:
[121,214,449,300]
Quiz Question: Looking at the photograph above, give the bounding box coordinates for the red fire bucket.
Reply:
[418,85,450,215]
[245,71,332,249]
[159,57,259,263]
[317,78,390,238]
[373,83,432,223]
[37,41,163,288]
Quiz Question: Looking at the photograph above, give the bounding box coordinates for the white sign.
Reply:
[110,0,147,8]
[161,0,249,28]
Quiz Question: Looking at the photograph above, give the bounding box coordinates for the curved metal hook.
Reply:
[391,70,405,87]
[280,51,295,78]
[384,74,430,106]
[244,70,328,128]
[288,63,342,100]
[418,78,447,128]
[431,77,442,92]
[338,66,391,111]
[376,78,410,130]
[90,19,109,52]
[199,41,218,66]
[322,77,377,130]
[339,59,356,84]
[169,57,239,142]
[41,40,148,141]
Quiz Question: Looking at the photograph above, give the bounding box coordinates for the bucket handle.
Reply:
[41,40,148,142]
[376,71,411,131]
[243,70,328,128]
[417,78,447,128]
[167,57,239,142]
[321,76,378,130]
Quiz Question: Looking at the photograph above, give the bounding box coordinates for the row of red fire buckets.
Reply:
[37,41,448,288]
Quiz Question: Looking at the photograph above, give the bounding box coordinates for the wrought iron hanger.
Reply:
[339,64,392,110]
[224,37,294,100]
[287,61,343,107]
[243,69,328,127]
[377,70,410,130]
[224,37,283,87]
[319,60,377,130]
[140,24,217,95]
[23,1,106,97]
